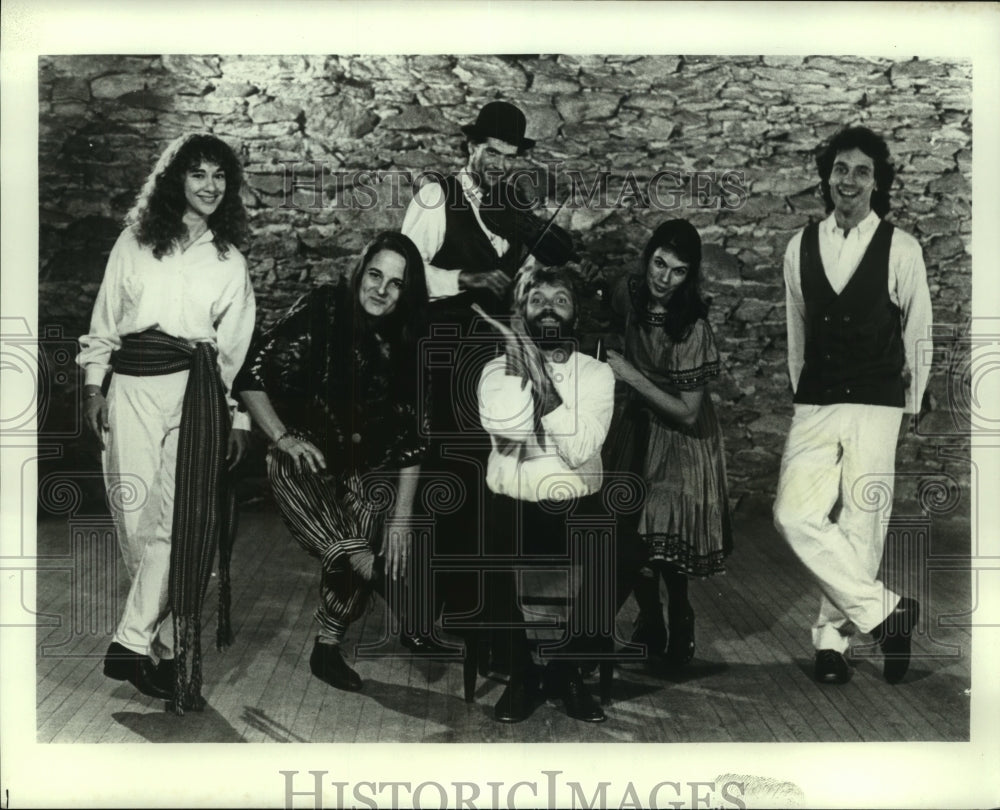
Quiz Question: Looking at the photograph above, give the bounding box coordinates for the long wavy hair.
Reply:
[816,126,894,218]
[339,231,429,409]
[635,219,709,343]
[125,133,247,259]
[349,231,428,350]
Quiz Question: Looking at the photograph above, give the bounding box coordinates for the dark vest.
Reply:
[793,219,906,408]
[426,175,523,320]
[430,175,520,276]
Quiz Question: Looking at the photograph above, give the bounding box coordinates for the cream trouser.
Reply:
[102,370,189,662]
[773,402,904,652]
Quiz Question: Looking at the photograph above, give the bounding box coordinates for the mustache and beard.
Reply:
[525,307,577,352]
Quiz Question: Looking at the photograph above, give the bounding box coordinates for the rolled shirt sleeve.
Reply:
[213,253,256,429]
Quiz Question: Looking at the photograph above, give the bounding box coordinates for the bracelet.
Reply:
[272,430,292,445]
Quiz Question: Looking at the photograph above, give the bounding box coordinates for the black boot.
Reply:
[663,565,695,667]
[665,607,696,667]
[872,597,920,684]
[494,663,540,723]
[103,642,172,700]
[630,568,667,655]
[309,639,362,692]
[550,661,605,723]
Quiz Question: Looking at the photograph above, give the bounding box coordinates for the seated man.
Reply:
[477,266,615,723]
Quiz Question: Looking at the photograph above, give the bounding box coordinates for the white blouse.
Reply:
[78,226,256,426]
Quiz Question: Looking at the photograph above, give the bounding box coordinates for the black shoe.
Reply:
[310,641,363,692]
[104,642,174,700]
[631,611,667,656]
[130,660,173,700]
[872,597,920,684]
[151,657,176,693]
[814,649,851,684]
[103,641,144,681]
[400,631,452,656]
[493,667,540,723]
[665,607,696,667]
[556,664,606,723]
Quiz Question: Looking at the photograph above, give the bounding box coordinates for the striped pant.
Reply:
[267,450,386,642]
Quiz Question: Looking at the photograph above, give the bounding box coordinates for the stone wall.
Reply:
[37,54,972,512]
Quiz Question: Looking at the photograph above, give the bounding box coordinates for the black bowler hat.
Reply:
[461,101,536,153]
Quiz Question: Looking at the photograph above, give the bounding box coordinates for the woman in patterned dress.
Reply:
[234,231,430,692]
[605,219,733,667]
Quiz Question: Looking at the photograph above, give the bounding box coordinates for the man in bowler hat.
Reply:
[398,101,549,660]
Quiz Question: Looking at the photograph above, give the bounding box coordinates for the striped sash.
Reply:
[112,330,237,714]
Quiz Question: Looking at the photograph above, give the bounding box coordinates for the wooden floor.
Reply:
[35,495,972,744]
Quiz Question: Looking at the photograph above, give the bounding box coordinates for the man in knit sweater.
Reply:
[773,126,933,686]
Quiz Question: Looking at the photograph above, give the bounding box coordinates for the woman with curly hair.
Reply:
[233,231,431,693]
[605,219,733,668]
[78,133,256,711]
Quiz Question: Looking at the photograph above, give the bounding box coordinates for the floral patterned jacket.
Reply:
[233,282,430,475]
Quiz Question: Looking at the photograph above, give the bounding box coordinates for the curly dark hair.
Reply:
[125,133,248,259]
[816,126,895,218]
[634,219,710,344]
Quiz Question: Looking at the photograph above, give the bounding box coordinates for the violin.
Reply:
[478,179,579,269]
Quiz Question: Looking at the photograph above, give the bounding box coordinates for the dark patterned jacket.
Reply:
[233,282,430,475]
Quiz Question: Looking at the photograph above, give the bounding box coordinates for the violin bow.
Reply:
[515,194,570,274]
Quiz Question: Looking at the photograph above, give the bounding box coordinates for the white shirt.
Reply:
[783,210,933,414]
[401,166,510,301]
[78,226,256,428]
[479,350,614,502]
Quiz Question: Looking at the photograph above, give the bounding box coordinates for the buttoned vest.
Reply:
[793,219,906,407]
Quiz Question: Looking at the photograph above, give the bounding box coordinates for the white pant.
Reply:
[773,402,903,652]
[103,370,189,662]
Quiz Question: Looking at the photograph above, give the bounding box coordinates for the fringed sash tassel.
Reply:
[112,330,237,714]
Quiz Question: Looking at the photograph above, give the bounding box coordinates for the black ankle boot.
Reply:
[665,606,695,667]
[494,664,539,723]
[630,568,667,655]
[631,611,668,655]
[553,662,605,723]
[310,640,363,691]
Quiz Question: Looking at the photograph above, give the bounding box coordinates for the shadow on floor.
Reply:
[241,707,310,742]
[112,705,245,743]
